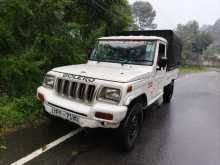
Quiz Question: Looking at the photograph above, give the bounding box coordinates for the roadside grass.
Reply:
[0,96,44,135]
[179,66,207,74]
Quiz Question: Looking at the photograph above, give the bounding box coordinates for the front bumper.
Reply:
[37,86,127,128]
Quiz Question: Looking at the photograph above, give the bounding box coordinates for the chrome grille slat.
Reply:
[78,83,86,100]
[67,82,72,97]
[56,78,95,103]
[87,85,95,102]
[83,85,89,100]
[61,80,65,95]
[71,82,77,98]
[57,79,63,93]
[63,80,70,96]
[75,83,80,99]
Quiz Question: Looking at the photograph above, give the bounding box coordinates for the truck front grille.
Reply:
[56,78,96,103]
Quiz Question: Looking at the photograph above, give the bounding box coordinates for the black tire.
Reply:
[163,81,174,104]
[119,102,143,151]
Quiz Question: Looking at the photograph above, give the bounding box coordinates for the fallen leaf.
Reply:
[0,145,7,151]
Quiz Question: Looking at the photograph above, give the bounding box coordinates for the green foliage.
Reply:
[210,18,220,41]
[132,1,157,30]
[0,0,133,97]
[0,49,44,96]
[204,40,220,57]
[202,18,220,57]
[175,20,213,64]
[0,96,42,132]
[65,0,133,40]
[0,0,82,96]
[180,66,207,74]
[0,0,133,130]
[0,0,133,132]
[192,32,213,54]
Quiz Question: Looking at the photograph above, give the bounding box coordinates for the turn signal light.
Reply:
[127,85,133,93]
[37,93,45,102]
[95,112,113,120]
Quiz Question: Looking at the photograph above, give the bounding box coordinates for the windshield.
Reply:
[90,40,156,65]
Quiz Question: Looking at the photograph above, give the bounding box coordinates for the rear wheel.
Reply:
[119,102,143,151]
[163,81,174,104]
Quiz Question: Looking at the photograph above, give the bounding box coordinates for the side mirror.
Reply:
[87,48,92,60]
[158,57,168,69]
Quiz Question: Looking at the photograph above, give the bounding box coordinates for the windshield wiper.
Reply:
[133,59,153,63]
[118,59,129,65]
[96,59,115,63]
[96,58,129,65]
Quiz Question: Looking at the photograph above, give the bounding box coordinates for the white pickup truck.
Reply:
[37,30,182,150]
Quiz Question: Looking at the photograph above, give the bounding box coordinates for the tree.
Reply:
[175,20,213,64]
[175,21,199,63]
[0,0,84,96]
[193,32,213,54]
[202,18,220,57]
[132,1,157,30]
[64,0,133,50]
[0,0,133,97]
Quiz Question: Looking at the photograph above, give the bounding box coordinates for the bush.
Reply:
[0,0,133,133]
[179,66,207,74]
[0,96,42,132]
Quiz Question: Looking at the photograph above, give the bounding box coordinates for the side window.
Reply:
[157,43,166,64]
[159,44,165,58]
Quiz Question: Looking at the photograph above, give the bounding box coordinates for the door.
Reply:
[154,42,167,98]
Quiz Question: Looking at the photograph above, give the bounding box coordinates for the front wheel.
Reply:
[119,102,143,151]
[163,81,174,104]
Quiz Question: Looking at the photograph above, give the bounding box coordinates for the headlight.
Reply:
[43,75,55,88]
[97,87,121,104]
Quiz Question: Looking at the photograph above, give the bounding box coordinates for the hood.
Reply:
[52,62,153,83]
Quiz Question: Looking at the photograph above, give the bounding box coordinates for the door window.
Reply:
[158,44,165,59]
[157,43,166,66]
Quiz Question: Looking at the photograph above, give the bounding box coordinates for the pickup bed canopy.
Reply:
[119,30,183,71]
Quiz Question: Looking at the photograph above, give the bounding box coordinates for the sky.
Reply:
[129,0,220,29]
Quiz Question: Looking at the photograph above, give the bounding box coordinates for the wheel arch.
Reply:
[126,93,148,108]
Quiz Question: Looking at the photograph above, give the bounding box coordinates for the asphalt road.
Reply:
[1,71,220,165]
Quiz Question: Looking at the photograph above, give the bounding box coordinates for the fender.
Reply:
[124,90,148,106]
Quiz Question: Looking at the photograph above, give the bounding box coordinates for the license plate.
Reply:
[51,107,79,123]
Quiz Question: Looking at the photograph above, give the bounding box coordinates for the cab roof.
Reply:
[98,36,167,43]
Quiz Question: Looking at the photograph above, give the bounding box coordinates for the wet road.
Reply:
[1,71,220,165]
